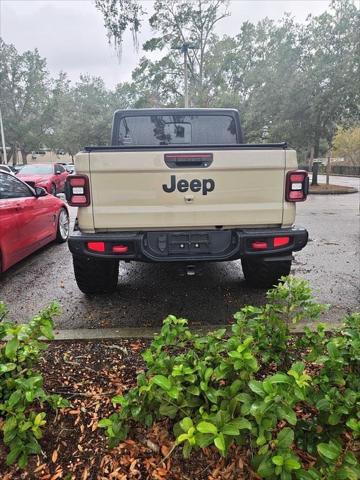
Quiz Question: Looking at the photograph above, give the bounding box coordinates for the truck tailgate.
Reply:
[87,149,286,230]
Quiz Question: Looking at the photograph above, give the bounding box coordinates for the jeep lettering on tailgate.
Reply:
[163,175,215,195]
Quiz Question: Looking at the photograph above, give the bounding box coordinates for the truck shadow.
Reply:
[76,261,268,329]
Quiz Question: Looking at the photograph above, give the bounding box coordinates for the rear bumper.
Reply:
[68,227,308,263]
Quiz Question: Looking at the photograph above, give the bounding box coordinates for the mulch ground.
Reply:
[0,340,260,480]
[309,183,358,194]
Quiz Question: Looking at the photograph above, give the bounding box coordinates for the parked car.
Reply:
[12,165,24,174]
[65,164,75,174]
[17,163,69,195]
[0,165,14,174]
[0,171,69,273]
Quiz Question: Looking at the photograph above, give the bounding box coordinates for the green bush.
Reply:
[100,276,360,480]
[0,302,68,468]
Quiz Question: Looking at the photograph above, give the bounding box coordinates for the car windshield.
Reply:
[20,164,53,175]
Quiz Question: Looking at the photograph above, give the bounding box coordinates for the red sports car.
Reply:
[0,171,69,273]
[17,163,69,195]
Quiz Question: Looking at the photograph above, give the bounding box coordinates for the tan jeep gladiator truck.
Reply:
[66,108,309,294]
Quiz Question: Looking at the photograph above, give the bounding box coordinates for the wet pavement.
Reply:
[1,175,359,330]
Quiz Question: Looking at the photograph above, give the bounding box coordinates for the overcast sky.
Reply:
[0,0,331,88]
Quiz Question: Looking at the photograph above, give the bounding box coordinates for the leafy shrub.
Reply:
[0,301,68,467]
[100,276,360,479]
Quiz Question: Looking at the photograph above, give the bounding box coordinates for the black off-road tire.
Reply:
[241,258,292,289]
[73,256,119,294]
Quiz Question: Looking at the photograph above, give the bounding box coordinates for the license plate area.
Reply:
[143,230,236,259]
[169,233,210,254]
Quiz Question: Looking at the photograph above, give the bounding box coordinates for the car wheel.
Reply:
[241,258,292,288]
[73,255,119,294]
[56,208,70,243]
[51,184,57,196]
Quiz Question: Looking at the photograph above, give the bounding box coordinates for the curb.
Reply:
[309,187,358,195]
[51,323,323,341]
[53,325,229,340]
[322,173,360,179]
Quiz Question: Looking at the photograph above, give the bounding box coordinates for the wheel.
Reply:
[241,258,292,289]
[50,183,57,196]
[56,208,70,243]
[73,256,119,294]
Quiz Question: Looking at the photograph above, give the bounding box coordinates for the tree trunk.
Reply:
[10,145,18,165]
[311,161,319,186]
[21,150,28,164]
[308,146,314,171]
[314,130,321,159]
[8,146,13,165]
[326,151,331,186]
[0,146,9,164]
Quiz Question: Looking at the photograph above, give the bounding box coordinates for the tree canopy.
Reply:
[0,39,50,162]
[332,126,360,165]
[0,0,359,163]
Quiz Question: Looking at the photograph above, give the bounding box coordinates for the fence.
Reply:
[298,164,360,176]
[320,165,360,176]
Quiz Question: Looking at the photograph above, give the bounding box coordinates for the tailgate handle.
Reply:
[165,153,213,169]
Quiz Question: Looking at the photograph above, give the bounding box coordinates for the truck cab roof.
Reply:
[113,107,240,114]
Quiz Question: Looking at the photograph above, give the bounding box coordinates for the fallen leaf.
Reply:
[52,450,58,463]
[152,467,168,479]
[81,468,90,480]
[34,463,47,473]
[50,470,63,480]
[161,445,170,457]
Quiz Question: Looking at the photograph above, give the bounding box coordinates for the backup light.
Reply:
[72,187,84,194]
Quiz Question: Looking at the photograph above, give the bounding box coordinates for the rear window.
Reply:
[115,115,238,146]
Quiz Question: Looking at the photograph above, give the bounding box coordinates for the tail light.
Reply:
[250,236,292,251]
[87,241,105,252]
[286,170,309,202]
[65,175,90,206]
[86,242,130,254]
[274,236,290,247]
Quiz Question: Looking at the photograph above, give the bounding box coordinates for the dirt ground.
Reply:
[0,339,260,480]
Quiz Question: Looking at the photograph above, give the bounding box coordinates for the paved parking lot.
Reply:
[0,176,359,330]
